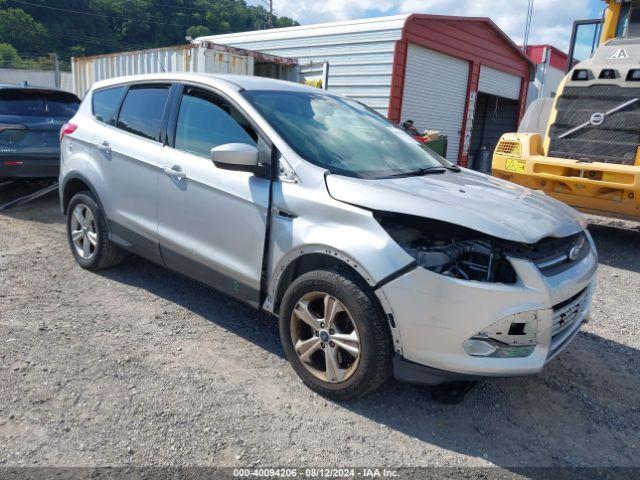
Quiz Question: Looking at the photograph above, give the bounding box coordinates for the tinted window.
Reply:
[175,88,256,158]
[0,90,45,116]
[45,91,80,117]
[116,85,170,141]
[92,86,126,124]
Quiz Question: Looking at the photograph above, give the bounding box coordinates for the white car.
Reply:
[58,73,597,400]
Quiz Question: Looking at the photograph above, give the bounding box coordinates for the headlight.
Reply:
[375,212,518,283]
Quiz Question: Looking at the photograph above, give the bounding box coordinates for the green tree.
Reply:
[186,25,211,39]
[0,0,300,64]
[0,8,47,52]
[0,43,19,67]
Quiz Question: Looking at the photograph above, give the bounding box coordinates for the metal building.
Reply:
[196,14,533,165]
[525,44,569,106]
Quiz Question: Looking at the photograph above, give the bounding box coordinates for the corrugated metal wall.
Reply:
[196,16,408,117]
[72,44,254,97]
[478,65,522,100]
[401,44,469,162]
[527,64,565,105]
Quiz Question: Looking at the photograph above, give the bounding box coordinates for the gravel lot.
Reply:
[1,183,639,471]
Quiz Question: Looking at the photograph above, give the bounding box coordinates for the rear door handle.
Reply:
[163,166,186,180]
[97,141,111,154]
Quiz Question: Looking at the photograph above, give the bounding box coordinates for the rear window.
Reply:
[0,90,45,116]
[92,86,126,125]
[45,92,80,117]
[116,85,170,141]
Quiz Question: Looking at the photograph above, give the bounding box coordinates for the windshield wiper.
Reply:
[386,166,447,178]
[445,164,461,172]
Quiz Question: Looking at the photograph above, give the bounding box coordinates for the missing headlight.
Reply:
[375,212,518,283]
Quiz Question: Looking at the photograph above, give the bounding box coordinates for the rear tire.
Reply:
[279,268,393,401]
[66,191,124,271]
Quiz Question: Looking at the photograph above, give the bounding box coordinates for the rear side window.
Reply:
[174,87,256,158]
[92,86,126,125]
[0,90,45,116]
[45,92,80,117]
[116,85,170,141]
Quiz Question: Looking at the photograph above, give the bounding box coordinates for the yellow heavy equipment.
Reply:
[492,0,640,220]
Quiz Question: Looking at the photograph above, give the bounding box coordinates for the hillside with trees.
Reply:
[0,0,298,70]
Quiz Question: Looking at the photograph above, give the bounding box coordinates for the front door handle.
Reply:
[163,166,186,180]
[97,141,111,154]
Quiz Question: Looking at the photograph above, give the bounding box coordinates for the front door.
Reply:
[157,85,271,306]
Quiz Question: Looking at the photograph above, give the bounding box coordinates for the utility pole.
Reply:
[522,0,535,51]
[268,0,273,29]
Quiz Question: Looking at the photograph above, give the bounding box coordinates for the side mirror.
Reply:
[211,143,260,173]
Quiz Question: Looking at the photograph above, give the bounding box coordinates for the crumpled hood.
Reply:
[326,169,586,244]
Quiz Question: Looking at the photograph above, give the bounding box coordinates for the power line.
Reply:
[9,0,196,28]
[9,0,276,31]
[2,20,151,50]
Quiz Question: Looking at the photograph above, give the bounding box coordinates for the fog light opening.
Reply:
[463,339,497,357]
[464,311,539,358]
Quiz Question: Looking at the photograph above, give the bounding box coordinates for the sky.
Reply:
[254,0,604,51]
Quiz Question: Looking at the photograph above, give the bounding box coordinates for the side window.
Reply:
[92,86,126,125]
[174,87,257,158]
[116,85,170,141]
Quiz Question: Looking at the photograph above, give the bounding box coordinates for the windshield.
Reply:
[242,90,446,179]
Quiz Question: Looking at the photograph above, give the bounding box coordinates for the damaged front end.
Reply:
[375,212,519,284]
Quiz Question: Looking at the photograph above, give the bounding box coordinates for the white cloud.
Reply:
[263,0,600,51]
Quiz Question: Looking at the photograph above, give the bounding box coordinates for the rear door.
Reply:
[158,84,272,306]
[91,83,172,263]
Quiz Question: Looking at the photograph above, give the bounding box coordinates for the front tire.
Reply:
[279,268,393,400]
[66,192,124,271]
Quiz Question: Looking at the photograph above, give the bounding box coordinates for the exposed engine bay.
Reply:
[375,212,520,283]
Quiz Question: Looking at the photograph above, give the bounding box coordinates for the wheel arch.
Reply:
[269,247,377,316]
[61,173,102,215]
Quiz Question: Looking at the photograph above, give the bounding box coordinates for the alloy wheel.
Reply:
[70,203,98,260]
[290,291,361,383]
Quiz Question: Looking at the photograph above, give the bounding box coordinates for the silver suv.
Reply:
[59,73,597,400]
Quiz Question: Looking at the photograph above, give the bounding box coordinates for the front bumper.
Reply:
[377,233,597,384]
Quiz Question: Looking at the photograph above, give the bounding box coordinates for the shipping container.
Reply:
[72,42,298,98]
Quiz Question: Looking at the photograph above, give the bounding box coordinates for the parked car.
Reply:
[59,73,597,400]
[0,84,80,179]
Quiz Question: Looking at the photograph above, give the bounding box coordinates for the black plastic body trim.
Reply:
[393,356,484,386]
[374,261,417,290]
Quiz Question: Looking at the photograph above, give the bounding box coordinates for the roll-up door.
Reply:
[478,65,522,100]
[401,44,469,162]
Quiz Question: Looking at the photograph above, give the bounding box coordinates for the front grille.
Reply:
[552,287,588,338]
[506,232,590,277]
[548,85,640,165]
